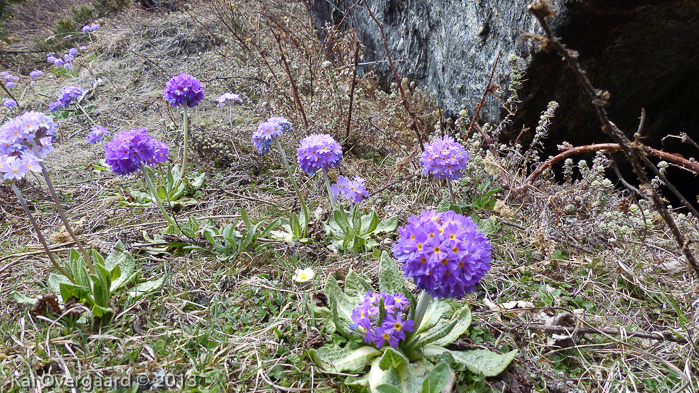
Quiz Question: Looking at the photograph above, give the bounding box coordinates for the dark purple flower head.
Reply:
[331,175,369,204]
[53,58,64,67]
[1,71,18,84]
[104,128,168,175]
[87,126,110,144]
[3,98,16,108]
[82,25,91,34]
[296,134,342,175]
[57,86,83,107]
[349,291,413,349]
[68,48,78,57]
[392,210,492,299]
[29,70,44,79]
[0,111,57,158]
[48,101,63,112]
[163,73,205,108]
[217,92,242,107]
[420,135,469,180]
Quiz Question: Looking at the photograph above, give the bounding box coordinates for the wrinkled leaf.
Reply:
[423,346,518,377]
[128,275,166,297]
[422,362,452,393]
[309,345,380,373]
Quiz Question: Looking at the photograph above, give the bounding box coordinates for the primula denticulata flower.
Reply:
[292,268,315,283]
[0,111,58,158]
[296,134,342,175]
[266,116,293,133]
[419,135,469,180]
[349,291,414,349]
[217,92,242,107]
[331,175,369,204]
[252,121,285,156]
[57,86,83,108]
[3,98,16,108]
[163,73,205,108]
[87,126,110,144]
[104,128,169,175]
[392,210,492,299]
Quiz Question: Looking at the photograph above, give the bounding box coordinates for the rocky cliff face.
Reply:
[308,0,699,151]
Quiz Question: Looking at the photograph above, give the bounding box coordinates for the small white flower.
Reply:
[293,268,315,283]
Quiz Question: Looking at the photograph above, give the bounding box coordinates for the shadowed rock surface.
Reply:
[308,0,699,151]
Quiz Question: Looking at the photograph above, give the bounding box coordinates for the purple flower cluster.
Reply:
[331,175,369,204]
[82,23,99,34]
[216,92,242,107]
[1,71,18,88]
[163,73,205,108]
[267,117,293,133]
[3,98,16,108]
[0,111,57,158]
[349,291,414,349]
[296,134,342,175]
[392,210,492,299]
[104,128,169,175]
[46,48,80,70]
[0,112,58,181]
[29,70,43,86]
[87,126,110,144]
[251,117,293,156]
[419,135,469,180]
[49,86,83,112]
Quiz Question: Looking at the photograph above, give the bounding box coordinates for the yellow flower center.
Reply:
[394,322,402,331]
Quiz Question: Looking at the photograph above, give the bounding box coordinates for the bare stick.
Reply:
[466,50,501,151]
[344,41,361,141]
[362,0,425,151]
[271,29,310,130]
[528,0,699,277]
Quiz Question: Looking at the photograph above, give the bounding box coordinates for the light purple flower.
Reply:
[296,134,342,175]
[0,111,58,158]
[57,86,83,107]
[63,63,72,69]
[87,126,110,144]
[48,101,63,112]
[82,25,91,34]
[267,116,293,133]
[6,82,14,89]
[47,56,58,63]
[53,58,64,67]
[349,291,413,349]
[29,70,44,78]
[331,175,369,204]
[217,92,242,107]
[68,48,78,57]
[420,135,469,180]
[163,73,205,108]
[90,23,99,31]
[2,156,28,180]
[392,210,492,299]
[3,98,16,108]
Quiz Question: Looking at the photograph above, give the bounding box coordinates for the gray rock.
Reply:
[308,0,699,150]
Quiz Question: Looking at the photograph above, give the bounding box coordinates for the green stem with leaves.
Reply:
[180,105,189,179]
[322,169,337,211]
[140,165,178,233]
[274,137,309,237]
[36,158,95,274]
[10,182,75,283]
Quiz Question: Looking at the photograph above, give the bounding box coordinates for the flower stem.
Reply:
[37,159,95,274]
[11,182,75,283]
[228,106,233,127]
[180,105,189,179]
[75,102,98,127]
[141,165,178,232]
[411,290,432,336]
[447,180,456,204]
[274,137,309,237]
[322,169,337,211]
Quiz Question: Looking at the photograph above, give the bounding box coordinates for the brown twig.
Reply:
[362,0,425,151]
[466,50,501,148]
[522,143,699,189]
[471,320,688,344]
[528,0,699,277]
[271,29,310,130]
[344,40,361,141]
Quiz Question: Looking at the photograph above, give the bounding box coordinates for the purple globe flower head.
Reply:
[53,58,64,67]
[29,70,44,78]
[420,135,470,180]
[104,127,166,175]
[331,175,369,204]
[87,126,110,144]
[68,48,78,57]
[3,98,17,108]
[57,86,83,107]
[163,73,205,108]
[392,210,492,299]
[217,92,242,107]
[1,71,18,83]
[251,121,283,156]
[90,23,99,31]
[48,101,63,112]
[0,112,58,159]
[6,82,14,89]
[63,54,74,63]
[63,63,73,69]
[82,25,91,34]
[349,291,414,349]
[296,133,342,176]
[267,116,293,133]
[47,55,57,63]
